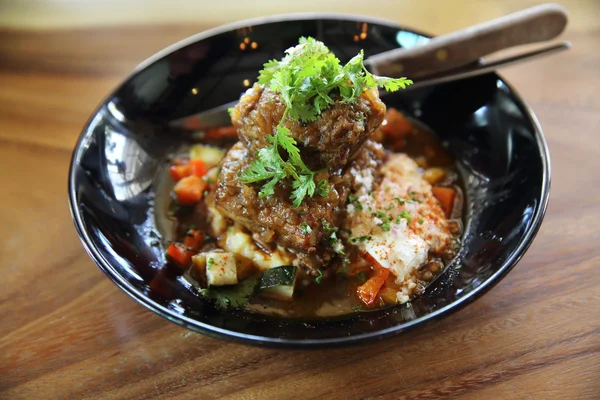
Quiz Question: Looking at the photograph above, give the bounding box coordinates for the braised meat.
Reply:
[214,141,385,271]
[230,84,386,170]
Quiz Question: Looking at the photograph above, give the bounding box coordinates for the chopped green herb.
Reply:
[317,180,330,196]
[419,218,424,224]
[380,222,392,231]
[207,257,214,270]
[386,205,394,211]
[198,276,259,309]
[202,176,214,183]
[322,219,337,232]
[316,269,324,284]
[351,235,372,243]
[328,231,338,243]
[399,210,412,224]
[371,211,386,219]
[348,195,363,211]
[227,107,234,116]
[394,197,417,205]
[300,221,312,235]
[239,37,412,206]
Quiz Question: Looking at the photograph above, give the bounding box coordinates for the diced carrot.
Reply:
[183,229,204,251]
[357,264,390,307]
[204,126,238,140]
[167,243,193,267]
[381,108,413,138]
[363,251,384,270]
[432,186,456,218]
[169,164,191,181]
[189,159,207,178]
[174,175,207,205]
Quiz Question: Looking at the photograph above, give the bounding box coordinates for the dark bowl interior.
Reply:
[69,14,550,347]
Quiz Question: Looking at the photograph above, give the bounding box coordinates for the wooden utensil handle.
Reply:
[366,3,568,78]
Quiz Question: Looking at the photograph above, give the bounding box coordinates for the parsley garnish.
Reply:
[328,231,338,244]
[371,211,386,219]
[239,37,412,206]
[316,269,324,284]
[198,275,259,309]
[419,218,424,224]
[300,221,312,235]
[350,235,372,243]
[207,257,214,270]
[348,195,363,211]
[322,219,337,232]
[399,211,412,224]
[380,222,392,231]
[394,197,417,205]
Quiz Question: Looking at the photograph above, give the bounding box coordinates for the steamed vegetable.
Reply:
[204,251,238,286]
[357,264,390,306]
[183,229,204,251]
[190,144,226,168]
[432,187,456,218]
[259,265,297,301]
[174,175,207,205]
[381,108,413,138]
[167,243,193,268]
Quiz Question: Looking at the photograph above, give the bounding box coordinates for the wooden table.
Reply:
[1,1,598,398]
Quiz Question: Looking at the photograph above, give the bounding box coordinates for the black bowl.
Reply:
[68,14,550,348]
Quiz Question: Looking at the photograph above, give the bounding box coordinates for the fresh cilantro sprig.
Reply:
[239,37,413,206]
[198,275,260,309]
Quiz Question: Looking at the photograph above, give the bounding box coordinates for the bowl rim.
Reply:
[68,12,551,348]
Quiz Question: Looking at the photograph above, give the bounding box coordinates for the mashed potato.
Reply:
[345,154,452,303]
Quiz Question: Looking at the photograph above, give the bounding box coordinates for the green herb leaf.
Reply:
[300,221,312,235]
[239,37,412,206]
[350,235,372,243]
[399,210,412,224]
[291,174,316,207]
[322,219,337,232]
[317,179,329,196]
[316,269,324,284]
[207,257,214,270]
[198,275,259,309]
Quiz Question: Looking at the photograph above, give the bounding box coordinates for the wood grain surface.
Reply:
[1,1,599,399]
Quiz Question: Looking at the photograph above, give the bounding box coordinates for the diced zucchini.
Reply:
[190,145,225,169]
[259,265,297,301]
[203,251,238,286]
